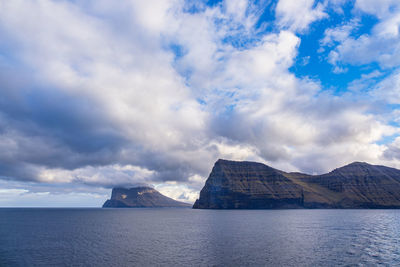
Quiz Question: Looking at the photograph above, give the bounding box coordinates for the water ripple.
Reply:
[0,208,399,266]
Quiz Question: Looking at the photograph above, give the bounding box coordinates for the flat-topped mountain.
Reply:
[193,159,400,209]
[103,186,191,208]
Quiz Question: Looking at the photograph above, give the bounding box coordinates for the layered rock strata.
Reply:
[193,159,400,209]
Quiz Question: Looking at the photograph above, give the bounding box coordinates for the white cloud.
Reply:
[355,0,400,18]
[37,164,156,186]
[0,185,107,207]
[384,136,400,161]
[347,70,383,91]
[321,0,400,69]
[275,0,327,33]
[326,0,348,14]
[320,19,360,47]
[225,0,248,21]
[371,70,400,104]
[155,182,198,203]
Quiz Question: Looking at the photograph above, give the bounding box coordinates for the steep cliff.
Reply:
[193,159,400,209]
[103,187,191,208]
[302,162,400,208]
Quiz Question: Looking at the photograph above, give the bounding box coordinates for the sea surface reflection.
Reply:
[0,208,399,266]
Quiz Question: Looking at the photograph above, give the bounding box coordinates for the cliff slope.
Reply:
[193,159,400,209]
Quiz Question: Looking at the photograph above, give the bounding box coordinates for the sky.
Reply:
[1,0,400,207]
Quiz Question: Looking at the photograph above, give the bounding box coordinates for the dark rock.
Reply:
[193,159,400,209]
[103,186,191,208]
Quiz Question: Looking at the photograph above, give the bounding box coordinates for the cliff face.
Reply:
[303,162,400,208]
[193,160,304,209]
[103,187,191,208]
[193,159,400,209]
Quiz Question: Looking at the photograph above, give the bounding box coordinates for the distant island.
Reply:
[103,187,191,208]
[193,159,400,209]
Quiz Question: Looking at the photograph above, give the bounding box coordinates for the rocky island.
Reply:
[193,159,400,209]
[103,186,191,208]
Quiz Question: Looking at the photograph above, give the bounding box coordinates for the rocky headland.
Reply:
[103,186,191,208]
[193,159,400,209]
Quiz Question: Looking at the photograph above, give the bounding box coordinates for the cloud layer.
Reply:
[0,0,400,205]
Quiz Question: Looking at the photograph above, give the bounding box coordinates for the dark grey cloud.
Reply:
[0,66,127,171]
[0,60,214,187]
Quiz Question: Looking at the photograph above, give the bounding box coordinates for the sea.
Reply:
[0,208,399,266]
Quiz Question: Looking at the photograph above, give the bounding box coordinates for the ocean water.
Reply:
[0,208,399,266]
